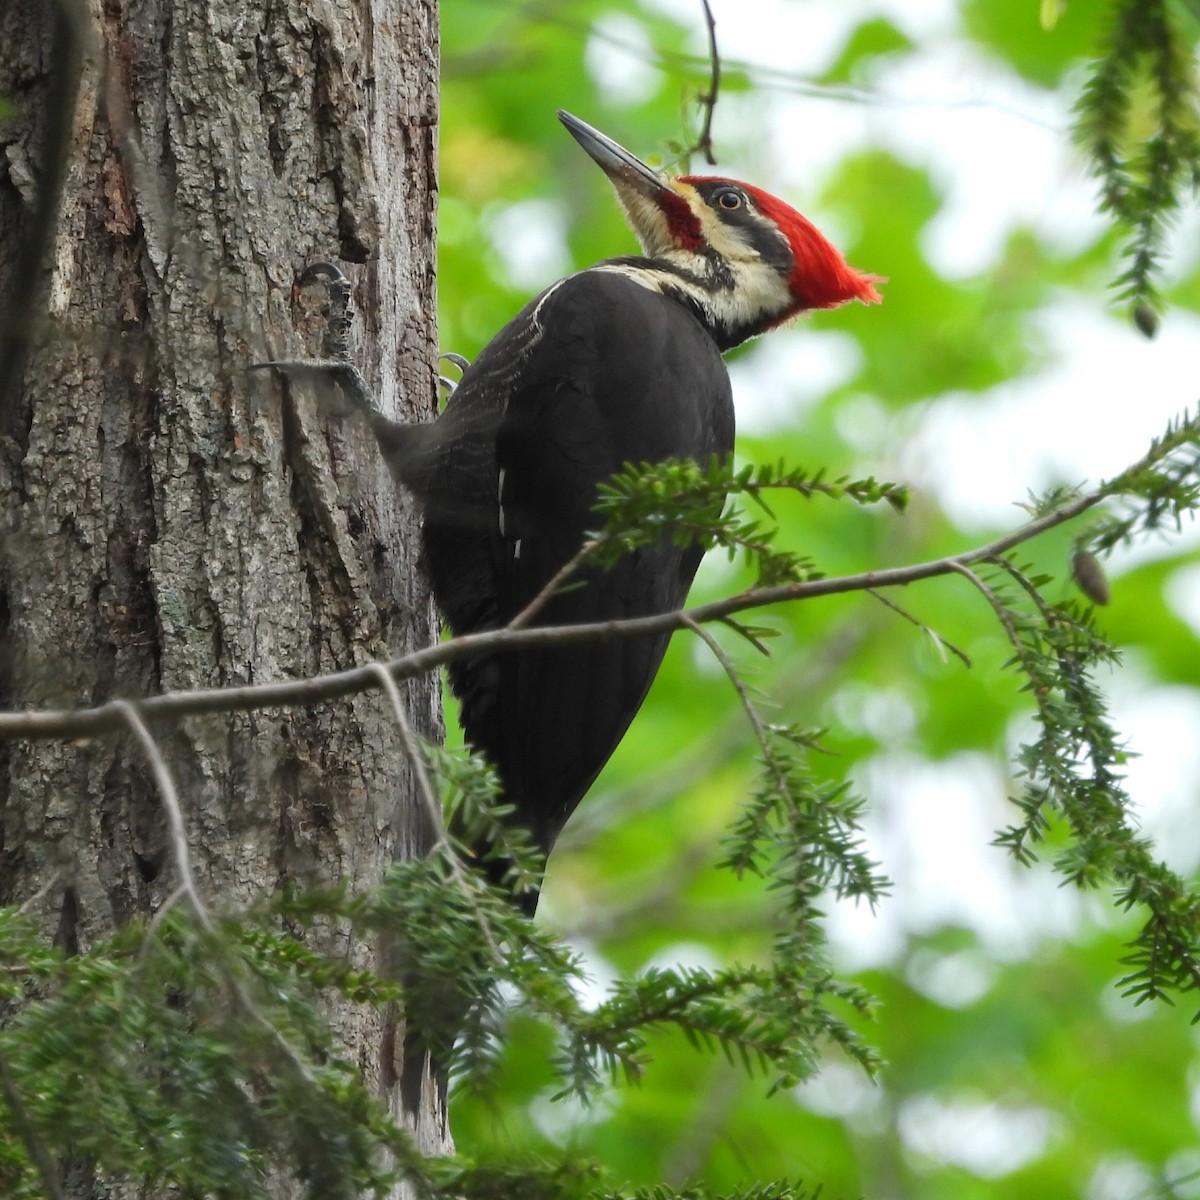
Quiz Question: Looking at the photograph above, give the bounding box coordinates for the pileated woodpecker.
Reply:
[282,113,881,910]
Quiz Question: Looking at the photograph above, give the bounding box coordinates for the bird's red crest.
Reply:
[725,182,883,313]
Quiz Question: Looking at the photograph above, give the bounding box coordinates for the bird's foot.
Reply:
[295,260,356,362]
[249,262,376,416]
[437,351,470,396]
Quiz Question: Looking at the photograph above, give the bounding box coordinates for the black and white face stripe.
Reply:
[688,181,794,277]
[569,176,804,350]
[588,252,785,351]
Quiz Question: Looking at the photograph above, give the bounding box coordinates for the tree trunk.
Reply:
[0,0,448,1183]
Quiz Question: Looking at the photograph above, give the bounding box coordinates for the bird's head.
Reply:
[558,110,882,347]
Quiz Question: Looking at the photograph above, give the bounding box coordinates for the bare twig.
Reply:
[144,886,187,942]
[0,483,1105,744]
[560,620,867,853]
[364,664,506,963]
[681,616,789,808]
[127,826,322,1088]
[543,6,1062,132]
[947,562,1024,654]
[365,663,447,847]
[17,870,63,916]
[506,537,601,631]
[866,588,972,667]
[692,0,721,165]
[113,701,213,932]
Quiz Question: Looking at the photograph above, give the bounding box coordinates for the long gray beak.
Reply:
[557,110,671,201]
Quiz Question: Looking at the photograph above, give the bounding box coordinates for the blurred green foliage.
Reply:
[440,2,1200,1197]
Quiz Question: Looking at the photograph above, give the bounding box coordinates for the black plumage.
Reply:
[270,113,881,914]
[407,269,733,868]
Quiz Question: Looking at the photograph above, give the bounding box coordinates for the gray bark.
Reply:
[0,0,448,1184]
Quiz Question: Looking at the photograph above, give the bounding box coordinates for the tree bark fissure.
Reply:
[0,0,447,1186]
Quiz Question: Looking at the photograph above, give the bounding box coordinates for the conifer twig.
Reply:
[114,701,212,933]
[0,482,1103,743]
[365,663,505,963]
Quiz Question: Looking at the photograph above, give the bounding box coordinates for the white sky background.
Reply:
[493,0,1200,1170]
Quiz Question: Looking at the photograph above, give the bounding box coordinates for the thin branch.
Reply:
[559,620,867,853]
[947,562,1024,654]
[364,663,506,964]
[0,482,1105,744]
[142,886,187,947]
[17,870,62,916]
[866,588,972,667]
[113,701,212,933]
[692,0,721,165]
[365,663,447,848]
[681,616,788,805]
[991,552,1067,626]
[505,537,600,631]
[118,715,332,1093]
[530,5,1063,132]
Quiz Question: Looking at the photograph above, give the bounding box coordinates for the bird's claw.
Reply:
[292,261,355,363]
[297,261,349,289]
[250,261,373,415]
[437,351,470,395]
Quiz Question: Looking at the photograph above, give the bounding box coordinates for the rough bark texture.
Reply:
[0,0,448,1183]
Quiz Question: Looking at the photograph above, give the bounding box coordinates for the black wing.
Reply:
[420,269,734,860]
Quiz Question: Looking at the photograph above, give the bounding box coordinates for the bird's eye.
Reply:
[716,189,743,211]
